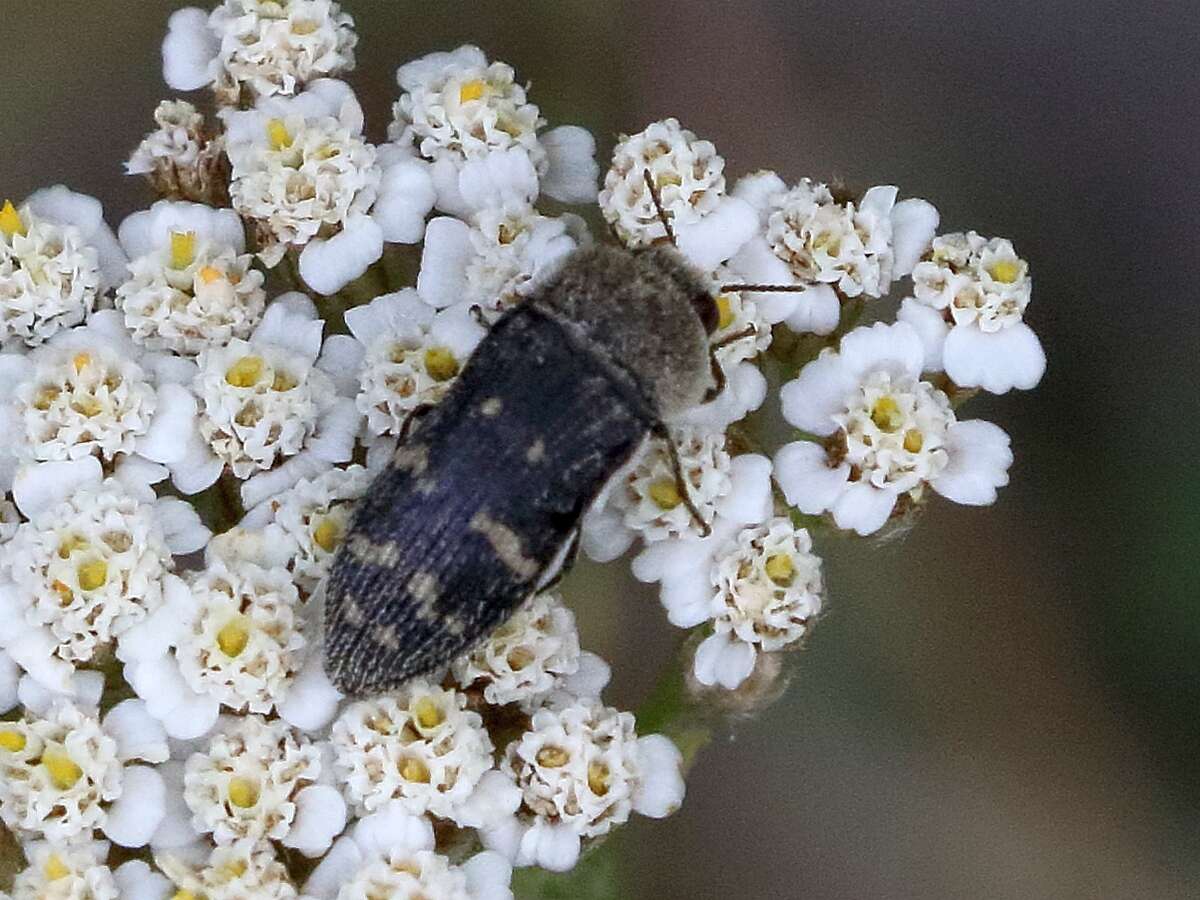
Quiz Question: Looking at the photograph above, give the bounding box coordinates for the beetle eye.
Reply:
[691,292,718,334]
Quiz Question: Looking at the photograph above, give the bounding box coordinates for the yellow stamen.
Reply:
[72,352,92,373]
[587,761,611,796]
[648,478,682,510]
[903,428,924,453]
[169,231,197,269]
[44,853,71,881]
[220,859,247,879]
[217,617,250,657]
[506,647,535,671]
[51,580,73,605]
[0,729,26,752]
[291,18,319,34]
[459,79,486,103]
[271,370,298,392]
[266,118,293,151]
[71,395,103,418]
[227,776,260,808]
[399,756,431,783]
[870,396,904,433]
[655,171,682,188]
[988,258,1021,284]
[715,294,735,331]
[765,553,794,586]
[312,517,341,553]
[77,559,108,592]
[225,356,265,388]
[413,696,445,730]
[42,747,83,789]
[0,199,25,238]
[424,347,459,382]
[198,265,224,284]
[172,892,198,900]
[536,746,570,768]
[33,387,60,410]
[58,535,88,559]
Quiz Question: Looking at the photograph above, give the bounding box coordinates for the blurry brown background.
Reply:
[3,2,1197,897]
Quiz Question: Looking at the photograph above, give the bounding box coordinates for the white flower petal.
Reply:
[12,457,102,518]
[783,283,841,336]
[373,158,436,244]
[890,198,939,277]
[714,453,773,525]
[632,734,685,818]
[659,569,716,628]
[0,651,19,714]
[731,170,788,217]
[457,147,539,214]
[162,7,220,91]
[417,217,473,307]
[462,851,515,900]
[113,859,174,900]
[839,320,925,381]
[352,801,435,856]
[149,762,199,850]
[943,321,1046,393]
[153,497,211,555]
[675,193,760,277]
[561,651,611,698]
[897,297,950,372]
[104,699,170,763]
[137,383,198,465]
[693,631,755,689]
[830,481,897,536]
[931,419,1013,505]
[539,125,600,203]
[579,503,635,563]
[300,214,385,296]
[454,770,523,830]
[773,440,850,514]
[104,764,167,847]
[277,649,343,733]
[282,784,347,856]
[303,836,364,900]
[519,821,581,873]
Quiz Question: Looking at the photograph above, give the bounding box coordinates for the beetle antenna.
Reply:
[719,282,810,293]
[712,324,757,350]
[643,168,677,246]
[654,426,712,538]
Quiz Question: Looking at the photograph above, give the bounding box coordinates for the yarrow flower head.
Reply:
[158,840,300,899]
[126,100,229,205]
[10,840,120,900]
[898,230,1046,393]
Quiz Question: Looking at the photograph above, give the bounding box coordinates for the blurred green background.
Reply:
[3,2,1197,897]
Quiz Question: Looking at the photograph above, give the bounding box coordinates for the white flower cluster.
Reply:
[0,4,1044,892]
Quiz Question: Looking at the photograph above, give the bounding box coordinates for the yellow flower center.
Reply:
[0,729,27,752]
[648,478,683,510]
[33,386,60,410]
[459,79,486,103]
[870,396,904,433]
[0,199,25,238]
[170,231,197,270]
[655,171,682,188]
[587,761,611,796]
[225,355,265,388]
[291,18,319,34]
[43,853,71,881]
[988,258,1020,284]
[217,617,251,657]
[198,265,225,285]
[227,776,260,808]
[312,517,341,553]
[71,395,103,418]
[220,859,247,879]
[42,747,83,790]
[271,370,298,392]
[903,428,924,453]
[413,696,445,730]
[715,294,735,331]
[399,756,431,783]
[172,891,199,900]
[266,118,293,151]
[72,352,92,373]
[536,746,570,768]
[506,646,535,671]
[58,535,88,559]
[424,347,459,382]
[77,559,108,592]
[764,553,794,586]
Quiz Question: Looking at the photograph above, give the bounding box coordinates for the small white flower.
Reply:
[157,840,299,900]
[0,187,125,347]
[451,592,587,709]
[343,289,486,436]
[391,46,598,214]
[126,100,228,204]
[898,230,1045,393]
[116,200,266,356]
[304,804,514,900]
[775,321,1013,535]
[164,0,357,102]
[11,840,118,900]
[599,119,757,271]
[331,680,497,825]
[183,714,335,848]
[175,556,308,715]
[485,698,684,872]
[732,171,939,335]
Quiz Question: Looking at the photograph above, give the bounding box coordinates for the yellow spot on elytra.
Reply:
[0,199,25,238]
[198,265,224,285]
[903,428,924,453]
[77,559,108,592]
[0,729,26,752]
[312,517,341,553]
[715,294,735,331]
[536,746,570,768]
[459,79,486,103]
[765,553,794,586]
[217,617,250,657]
[271,370,297,392]
[413,696,445,730]
[424,347,459,382]
[870,396,903,433]
[988,258,1021,284]
[266,118,293,151]
[42,747,83,789]
[44,853,71,881]
[648,478,683,511]
[225,355,265,388]
[291,18,319,34]
[506,647,534,671]
[169,231,197,270]
[399,756,431,783]
[588,761,611,796]
[227,776,260,808]
[72,352,92,373]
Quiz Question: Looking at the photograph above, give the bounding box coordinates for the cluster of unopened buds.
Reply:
[0,1,1044,896]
